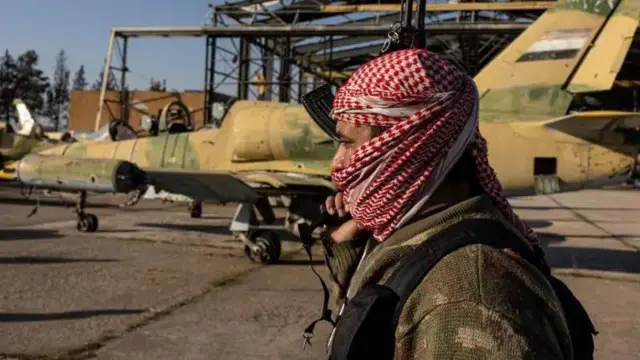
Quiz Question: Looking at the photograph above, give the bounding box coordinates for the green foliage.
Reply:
[42,49,70,130]
[91,58,118,91]
[72,65,88,91]
[149,77,165,92]
[0,49,50,131]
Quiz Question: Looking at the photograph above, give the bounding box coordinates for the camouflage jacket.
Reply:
[322,194,573,359]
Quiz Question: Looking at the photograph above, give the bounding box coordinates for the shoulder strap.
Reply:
[384,218,545,332]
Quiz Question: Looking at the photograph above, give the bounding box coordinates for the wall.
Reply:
[68,90,209,132]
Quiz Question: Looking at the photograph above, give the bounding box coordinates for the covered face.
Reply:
[304,49,535,244]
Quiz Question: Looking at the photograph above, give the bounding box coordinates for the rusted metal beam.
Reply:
[295,35,381,55]
[321,2,555,13]
[214,1,553,16]
[288,12,531,45]
[308,43,384,62]
[112,23,528,38]
[304,70,354,80]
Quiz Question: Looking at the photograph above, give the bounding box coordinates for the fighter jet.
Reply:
[0,99,140,178]
[10,0,640,265]
[0,99,57,176]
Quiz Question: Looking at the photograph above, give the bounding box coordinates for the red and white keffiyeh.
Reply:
[330,48,536,244]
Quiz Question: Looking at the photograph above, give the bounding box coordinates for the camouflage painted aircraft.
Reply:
[10,0,640,264]
[0,99,59,176]
[0,99,139,181]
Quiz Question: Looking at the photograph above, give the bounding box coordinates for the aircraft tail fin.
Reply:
[0,133,44,163]
[12,99,37,137]
[566,0,640,93]
[474,0,633,122]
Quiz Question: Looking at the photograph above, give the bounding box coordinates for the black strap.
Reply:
[297,205,358,350]
[298,223,336,350]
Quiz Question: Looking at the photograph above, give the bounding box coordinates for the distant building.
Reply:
[67,90,236,132]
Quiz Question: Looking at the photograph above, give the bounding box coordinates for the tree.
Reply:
[0,49,49,126]
[72,65,87,91]
[42,49,70,131]
[148,77,165,91]
[14,50,50,114]
[91,59,117,91]
[0,50,18,125]
[91,69,117,91]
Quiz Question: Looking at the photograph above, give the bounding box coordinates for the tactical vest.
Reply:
[302,218,597,360]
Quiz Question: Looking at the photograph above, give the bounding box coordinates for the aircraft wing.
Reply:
[139,168,335,206]
[543,110,640,126]
[235,171,335,195]
[541,110,640,141]
[139,168,335,205]
[11,152,335,203]
[144,169,259,203]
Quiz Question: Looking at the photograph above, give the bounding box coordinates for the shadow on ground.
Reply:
[0,196,117,209]
[137,221,300,242]
[276,259,325,266]
[538,233,640,274]
[525,220,553,229]
[198,216,230,220]
[0,229,62,241]
[96,229,139,234]
[0,309,146,322]
[0,256,118,264]
[137,223,230,235]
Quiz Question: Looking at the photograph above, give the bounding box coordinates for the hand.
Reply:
[325,193,362,243]
[330,219,361,243]
[325,192,349,217]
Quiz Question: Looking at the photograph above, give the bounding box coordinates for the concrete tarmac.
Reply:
[0,187,638,359]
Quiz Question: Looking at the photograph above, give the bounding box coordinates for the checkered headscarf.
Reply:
[330,49,536,243]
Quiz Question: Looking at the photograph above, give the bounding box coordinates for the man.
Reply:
[312,49,575,359]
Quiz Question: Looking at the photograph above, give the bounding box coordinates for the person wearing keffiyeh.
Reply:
[317,49,574,359]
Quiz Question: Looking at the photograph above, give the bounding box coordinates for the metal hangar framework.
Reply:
[95,1,554,129]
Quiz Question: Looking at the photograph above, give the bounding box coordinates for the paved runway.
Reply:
[0,186,638,359]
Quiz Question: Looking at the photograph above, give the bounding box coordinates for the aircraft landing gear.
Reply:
[241,230,281,265]
[75,191,98,232]
[121,188,145,208]
[189,200,203,218]
[230,201,282,264]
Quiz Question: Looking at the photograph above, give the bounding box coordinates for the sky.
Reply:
[0,0,468,98]
[0,0,233,94]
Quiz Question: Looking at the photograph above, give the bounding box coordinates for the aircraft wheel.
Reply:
[243,231,281,265]
[77,213,99,232]
[189,201,202,218]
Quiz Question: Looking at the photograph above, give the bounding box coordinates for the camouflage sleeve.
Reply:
[395,301,564,360]
[320,234,367,301]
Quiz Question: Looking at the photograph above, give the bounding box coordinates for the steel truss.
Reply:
[95,1,549,130]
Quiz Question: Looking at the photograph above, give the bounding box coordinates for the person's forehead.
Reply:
[336,121,368,136]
